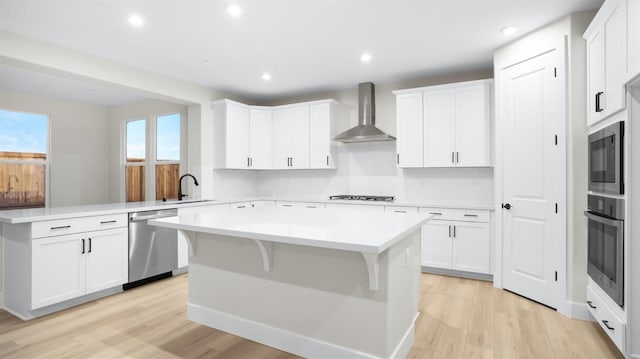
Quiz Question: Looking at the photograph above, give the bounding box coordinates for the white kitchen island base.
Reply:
[149,207,429,359]
[184,231,420,359]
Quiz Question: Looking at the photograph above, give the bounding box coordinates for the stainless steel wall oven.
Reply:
[585,194,624,307]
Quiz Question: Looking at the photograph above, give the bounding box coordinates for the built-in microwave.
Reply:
[585,194,624,307]
[588,121,624,195]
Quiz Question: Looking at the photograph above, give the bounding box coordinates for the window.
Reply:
[0,109,48,209]
[125,119,146,202]
[124,113,182,202]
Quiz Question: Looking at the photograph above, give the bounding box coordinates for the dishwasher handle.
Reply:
[129,212,178,222]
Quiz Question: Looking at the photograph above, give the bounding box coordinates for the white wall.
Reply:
[0,89,111,207]
[255,71,494,204]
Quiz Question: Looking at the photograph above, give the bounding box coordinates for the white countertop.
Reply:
[0,196,493,224]
[150,206,431,254]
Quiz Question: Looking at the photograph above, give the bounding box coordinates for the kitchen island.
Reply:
[150,206,431,359]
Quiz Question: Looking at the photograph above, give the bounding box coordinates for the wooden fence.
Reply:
[126,161,180,202]
[0,151,46,210]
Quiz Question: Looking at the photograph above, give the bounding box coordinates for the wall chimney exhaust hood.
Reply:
[333,82,396,143]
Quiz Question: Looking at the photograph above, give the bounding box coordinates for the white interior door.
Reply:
[501,49,563,309]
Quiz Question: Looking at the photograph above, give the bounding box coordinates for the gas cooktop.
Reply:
[329,195,395,202]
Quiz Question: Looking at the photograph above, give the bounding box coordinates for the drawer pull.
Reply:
[464,214,478,217]
[236,205,246,209]
[394,210,407,213]
[586,300,597,309]
[307,206,317,208]
[429,212,442,215]
[88,238,92,253]
[602,320,615,331]
[81,238,85,254]
[51,225,71,230]
[100,220,117,224]
[282,204,293,207]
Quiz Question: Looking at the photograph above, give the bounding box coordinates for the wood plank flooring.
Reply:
[0,273,625,358]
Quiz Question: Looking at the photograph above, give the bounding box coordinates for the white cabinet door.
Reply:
[455,84,491,167]
[603,3,626,117]
[626,0,640,82]
[249,108,273,169]
[309,103,336,169]
[420,221,452,268]
[587,30,605,125]
[289,106,310,169]
[423,89,455,167]
[272,109,291,169]
[85,228,128,294]
[32,235,85,309]
[452,222,490,274]
[396,93,423,167]
[226,102,251,168]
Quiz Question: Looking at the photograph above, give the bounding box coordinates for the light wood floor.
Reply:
[0,273,624,358]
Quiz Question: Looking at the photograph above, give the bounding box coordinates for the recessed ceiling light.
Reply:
[128,14,144,27]
[501,26,518,36]
[360,53,372,63]
[227,4,243,17]
[261,73,272,81]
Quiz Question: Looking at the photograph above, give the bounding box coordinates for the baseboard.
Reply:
[172,266,188,276]
[188,303,412,359]
[561,300,593,321]
[421,266,493,282]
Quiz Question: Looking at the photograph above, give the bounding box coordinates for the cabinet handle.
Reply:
[282,204,293,207]
[237,205,246,209]
[595,92,604,113]
[451,152,455,164]
[250,157,253,167]
[586,301,597,309]
[602,320,614,331]
[326,155,329,166]
[81,239,85,254]
[51,225,71,230]
[464,214,478,217]
[88,238,92,253]
[397,153,400,164]
[100,220,117,224]
[247,157,250,167]
[290,157,293,167]
[394,210,407,213]
[428,212,442,215]
[307,205,317,209]
[453,225,456,238]
[448,225,452,238]
[456,152,459,163]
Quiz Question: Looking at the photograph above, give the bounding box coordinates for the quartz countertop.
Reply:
[150,206,431,254]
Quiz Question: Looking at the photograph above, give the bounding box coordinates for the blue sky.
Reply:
[127,114,180,161]
[0,109,48,154]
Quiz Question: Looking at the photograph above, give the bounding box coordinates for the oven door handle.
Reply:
[584,211,623,227]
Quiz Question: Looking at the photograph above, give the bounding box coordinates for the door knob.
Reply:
[502,203,512,210]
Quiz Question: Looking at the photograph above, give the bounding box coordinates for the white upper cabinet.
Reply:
[249,108,273,169]
[423,89,455,167]
[309,102,339,169]
[585,0,626,125]
[394,79,493,168]
[213,99,337,170]
[396,92,424,167]
[272,105,310,169]
[625,0,640,83]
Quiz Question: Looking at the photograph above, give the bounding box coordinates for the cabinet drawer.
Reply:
[586,285,626,352]
[385,206,419,214]
[277,201,325,209]
[32,214,127,239]
[418,207,489,222]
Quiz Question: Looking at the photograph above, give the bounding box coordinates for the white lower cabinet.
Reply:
[418,208,491,275]
[277,201,325,209]
[587,284,626,353]
[32,227,128,309]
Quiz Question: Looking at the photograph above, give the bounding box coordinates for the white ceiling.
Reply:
[0,0,603,104]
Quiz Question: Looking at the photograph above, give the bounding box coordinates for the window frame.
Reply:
[0,107,51,209]
[121,112,186,202]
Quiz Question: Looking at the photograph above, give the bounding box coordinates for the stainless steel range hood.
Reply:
[334,82,396,143]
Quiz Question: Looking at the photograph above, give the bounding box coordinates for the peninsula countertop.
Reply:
[149,206,432,254]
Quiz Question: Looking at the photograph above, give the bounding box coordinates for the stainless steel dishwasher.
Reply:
[127,208,178,287]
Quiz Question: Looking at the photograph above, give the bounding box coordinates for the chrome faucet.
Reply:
[178,174,199,201]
